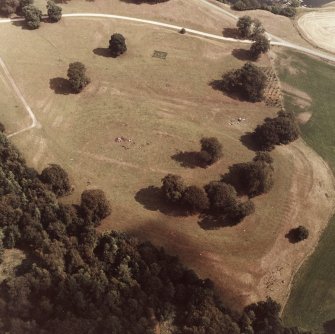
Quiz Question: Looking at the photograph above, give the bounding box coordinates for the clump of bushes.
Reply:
[224,151,274,197]
[22,4,42,29]
[67,62,90,93]
[253,111,300,150]
[221,62,267,102]
[40,163,71,197]
[109,33,127,57]
[237,15,265,40]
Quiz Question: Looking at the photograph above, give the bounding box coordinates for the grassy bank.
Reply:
[275,50,335,332]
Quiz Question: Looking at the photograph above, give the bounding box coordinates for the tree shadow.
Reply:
[135,186,187,217]
[11,20,29,30]
[222,27,239,39]
[232,48,252,61]
[171,151,204,169]
[324,319,335,334]
[93,48,112,58]
[198,213,237,230]
[209,79,245,101]
[240,132,259,151]
[49,77,73,95]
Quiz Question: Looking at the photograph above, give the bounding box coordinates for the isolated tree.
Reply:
[22,4,42,29]
[290,226,309,242]
[67,62,90,93]
[250,34,270,59]
[109,33,127,57]
[200,137,223,165]
[47,0,62,22]
[0,122,5,133]
[183,186,209,214]
[0,0,19,15]
[40,164,71,197]
[204,181,237,213]
[161,174,185,203]
[222,62,267,102]
[80,189,111,225]
[254,112,299,150]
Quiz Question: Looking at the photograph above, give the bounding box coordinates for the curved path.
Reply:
[0,11,335,137]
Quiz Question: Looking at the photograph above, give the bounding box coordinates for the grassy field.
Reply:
[275,50,335,332]
[0,17,333,312]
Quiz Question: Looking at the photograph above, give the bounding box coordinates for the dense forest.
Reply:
[0,129,311,333]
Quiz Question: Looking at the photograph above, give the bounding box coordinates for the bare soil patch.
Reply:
[297,111,312,124]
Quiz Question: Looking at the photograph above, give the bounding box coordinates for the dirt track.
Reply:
[298,11,335,54]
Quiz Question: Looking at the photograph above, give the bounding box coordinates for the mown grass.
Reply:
[276,50,335,332]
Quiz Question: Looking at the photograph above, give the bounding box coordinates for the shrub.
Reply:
[250,34,270,59]
[222,62,267,102]
[254,112,299,150]
[183,186,209,214]
[46,0,62,22]
[40,164,71,197]
[67,62,90,93]
[109,33,127,57]
[80,189,111,225]
[200,137,223,165]
[22,4,42,29]
[161,174,186,203]
[204,181,237,213]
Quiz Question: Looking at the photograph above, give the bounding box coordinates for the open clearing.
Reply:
[298,10,335,54]
[275,50,335,332]
[0,17,334,311]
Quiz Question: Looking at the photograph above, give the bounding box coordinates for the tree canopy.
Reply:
[46,0,62,22]
[40,164,71,197]
[22,4,42,29]
[109,33,127,57]
[200,137,223,166]
[67,62,90,93]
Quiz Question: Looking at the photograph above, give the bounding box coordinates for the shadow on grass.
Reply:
[171,151,203,169]
[209,79,246,101]
[93,48,112,58]
[135,186,187,217]
[49,77,73,95]
[240,132,259,151]
[198,213,237,230]
[324,319,335,334]
[232,48,252,61]
[222,27,239,39]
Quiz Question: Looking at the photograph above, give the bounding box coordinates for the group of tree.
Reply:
[253,111,300,150]
[0,129,310,333]
[230,0,297,17]
[221,62,267,101]
[236,16,270,59]
[0,0,62,29]
[161,171,256,223]
[224,151,274,197]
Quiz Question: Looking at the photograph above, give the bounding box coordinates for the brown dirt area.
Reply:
[0,17,334,311]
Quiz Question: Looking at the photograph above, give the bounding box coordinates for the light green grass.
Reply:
[276,50,335,332]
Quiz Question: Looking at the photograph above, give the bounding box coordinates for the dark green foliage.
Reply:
[0,0,19,15]
[46,0,62,22]
[253,151,273,164]
[161,174,186,203]
[67,62,90,93]
[109,33,127,57]
[250,34,270,59]
[40,164,71,197]
[22,4,42,29]
[183,185,209,214]
[200,137,223,165]
[290,226,309,242]
[205,181,237,213]
[228,199,255,223]
[254,112,299,150]
[80,189,111,225]
[222,62,267,102]
[236,15,265,40]
[226,156,274,197]
[0,122,5,133]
